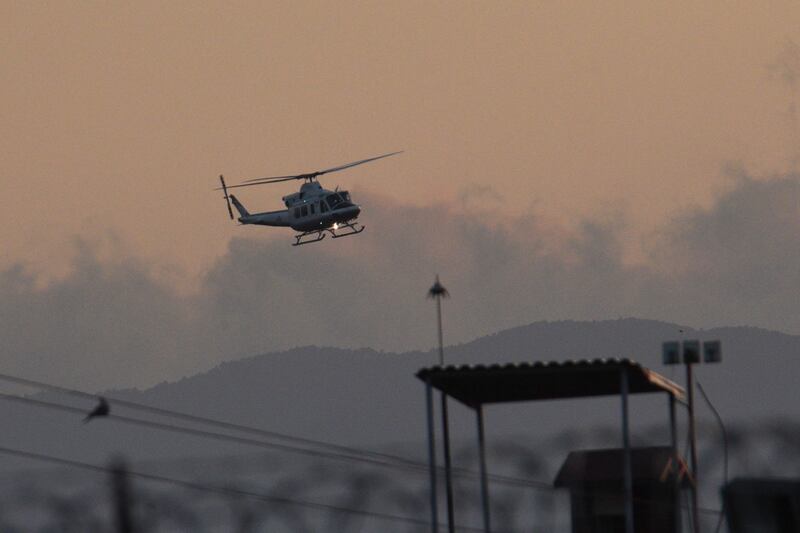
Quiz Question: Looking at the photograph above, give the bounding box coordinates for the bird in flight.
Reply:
[83,397,110,423]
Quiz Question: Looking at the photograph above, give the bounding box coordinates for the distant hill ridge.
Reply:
[0,319,796,471]
[134,318,797,390]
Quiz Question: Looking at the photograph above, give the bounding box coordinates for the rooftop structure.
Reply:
[554,447,691,533]
[416,358,685,533]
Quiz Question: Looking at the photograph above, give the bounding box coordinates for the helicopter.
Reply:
[217,151,402,246]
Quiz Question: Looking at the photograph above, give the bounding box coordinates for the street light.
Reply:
[662,339,722,533]
[428,275,449,367]
[428,275,454,533]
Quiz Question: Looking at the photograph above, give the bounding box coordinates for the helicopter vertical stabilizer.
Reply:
[229,195,250,218]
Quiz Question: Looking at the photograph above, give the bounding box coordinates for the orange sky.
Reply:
[2,1,799,285]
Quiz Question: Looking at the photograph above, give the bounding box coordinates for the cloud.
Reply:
[642,174,800,332]
[1,174,798,389]
[769,40,800,88]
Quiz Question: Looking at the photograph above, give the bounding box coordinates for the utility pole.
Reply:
[110,457,135,533]
[685,347,700,533]
[428,275,455,533]
[662,339,722,533]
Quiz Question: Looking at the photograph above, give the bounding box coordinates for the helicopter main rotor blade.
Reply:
[215,176,299,190]
[239,151,403,186]
[241,174,308,184]
[313,150,403,177]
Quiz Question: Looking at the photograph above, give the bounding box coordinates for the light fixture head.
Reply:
[682,340,701,364]
[703,340,722,363]
[662,341,681,365]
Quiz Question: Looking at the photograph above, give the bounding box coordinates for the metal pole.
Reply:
[686,363,701,533]
[669,393,681,533]
[436,297,444,367]
[426,381,439,533]
[621,368,634,533]
[110,458,135,533]
[441,393,456,533]
[432,287,455,533]
[476,404,492,533]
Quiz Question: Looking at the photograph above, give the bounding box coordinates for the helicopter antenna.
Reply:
[217,151,403,191]
[219,175,234,220]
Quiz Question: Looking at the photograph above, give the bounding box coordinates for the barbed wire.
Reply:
[0,444,485,531]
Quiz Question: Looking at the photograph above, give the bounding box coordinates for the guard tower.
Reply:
[554,446,691,533]
[417,358,686,533]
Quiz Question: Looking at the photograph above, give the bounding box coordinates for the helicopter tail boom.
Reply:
[229,195,250,218]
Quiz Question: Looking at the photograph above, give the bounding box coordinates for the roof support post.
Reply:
[669,392,681,533]
[621,367,634,533]
[476,404,492,533]
[425,380,439,533]
[686,362,701,533]
[441,393,456,533]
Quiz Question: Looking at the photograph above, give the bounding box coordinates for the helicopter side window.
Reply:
[310,204,315,215]
[301,205,308,217]
[294,207,301,218]
[320,201,328,213]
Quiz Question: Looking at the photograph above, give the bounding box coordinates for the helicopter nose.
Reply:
[334,202,360,222]
[340,203,360,219]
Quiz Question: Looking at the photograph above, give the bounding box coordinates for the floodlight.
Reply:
[703,340,722,363]
[662,341,681,365]
[682,340,700,364]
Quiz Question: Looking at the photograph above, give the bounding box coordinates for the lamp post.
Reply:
[663,338,722,533]
[428,276,455,533]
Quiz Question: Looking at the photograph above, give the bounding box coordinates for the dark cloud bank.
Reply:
[1,174,798,389]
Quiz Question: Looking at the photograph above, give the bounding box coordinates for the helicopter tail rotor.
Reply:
[219,175,234,220]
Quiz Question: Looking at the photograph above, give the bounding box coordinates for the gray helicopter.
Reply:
[218,151,401,246]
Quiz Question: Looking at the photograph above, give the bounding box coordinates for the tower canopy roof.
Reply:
[416,358,685,407]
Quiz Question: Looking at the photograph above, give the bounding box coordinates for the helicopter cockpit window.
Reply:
[340,191,351,202]
[326,194,343,209]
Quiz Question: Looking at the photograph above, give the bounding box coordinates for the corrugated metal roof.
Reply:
[416,358,685,406]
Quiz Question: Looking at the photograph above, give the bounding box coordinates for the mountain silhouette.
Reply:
[0,318,796,471]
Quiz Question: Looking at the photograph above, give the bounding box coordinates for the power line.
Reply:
[0,391,420,473]
[0,375,725,518]
[0,372,416,470]
[0,387,547,492]
[0,388,725,519]
[0,444,485,532]
[697,380,729,533]
[0,373,556,490]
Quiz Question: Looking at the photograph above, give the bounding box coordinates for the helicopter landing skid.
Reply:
[292,222,365,246]
[292,230,326,246]
[328,221,365,239]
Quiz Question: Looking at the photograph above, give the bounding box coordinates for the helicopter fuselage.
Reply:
[231,181,361,232]
[218,151,399,245]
